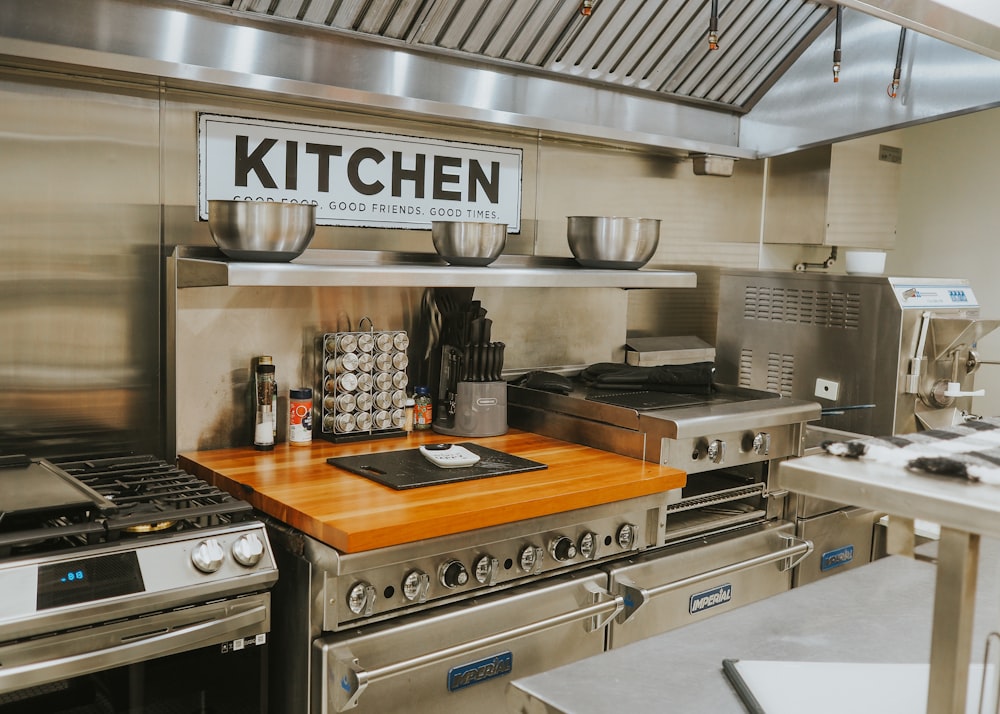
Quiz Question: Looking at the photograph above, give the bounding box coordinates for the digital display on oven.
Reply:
[36,551,145,610]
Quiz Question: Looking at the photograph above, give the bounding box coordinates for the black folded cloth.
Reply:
[511,370,574,395]
[577,362,715,394]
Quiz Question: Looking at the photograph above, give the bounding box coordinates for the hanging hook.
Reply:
[708,0,719,50]
[833,5,843,82]
[888,27,907,98]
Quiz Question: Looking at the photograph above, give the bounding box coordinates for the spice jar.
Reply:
[288,388,313,445]
[413,386,432,430]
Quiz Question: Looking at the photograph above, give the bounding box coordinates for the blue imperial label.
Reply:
[820,545,855,571]
[447,652,513,692]
[689,583,733,614]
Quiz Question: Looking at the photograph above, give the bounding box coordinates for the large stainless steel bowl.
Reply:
[567,216,661,269]
[431,221,508,266]
[208,200,316,262]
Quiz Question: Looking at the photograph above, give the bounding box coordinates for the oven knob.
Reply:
[578,531,599,560]
[347,581,376,616]
[439,560,468,589]
[549,536,577,562]
[616,523,638,550]
[402,570,430,602]
[473,555,499,585]
[707,439,726,464]
[191,538,225,573]
[231,533,265,567]
[751,432,771,456]
[518,545,543,574]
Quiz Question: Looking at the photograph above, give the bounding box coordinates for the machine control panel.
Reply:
[327,494,673,628]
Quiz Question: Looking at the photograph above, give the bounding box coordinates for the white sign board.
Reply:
[198,113,522,232]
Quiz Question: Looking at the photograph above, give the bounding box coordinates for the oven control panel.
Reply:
[323,493,673,629]
[0,523,278,633]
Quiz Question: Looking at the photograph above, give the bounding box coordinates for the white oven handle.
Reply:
[614,534,813,624]
[327,582,621,712]
[0,598,268,696]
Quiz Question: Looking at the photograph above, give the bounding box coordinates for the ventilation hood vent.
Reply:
[1,0,999,157]
[199,0,832,114]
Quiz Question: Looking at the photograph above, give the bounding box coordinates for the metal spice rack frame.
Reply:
[320,318,409,443]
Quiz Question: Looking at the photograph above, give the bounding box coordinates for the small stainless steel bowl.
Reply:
[567,216,661,269]
[431,221,508,266]
[208,200,316,262]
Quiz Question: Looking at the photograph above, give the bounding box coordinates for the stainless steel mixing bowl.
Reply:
[431,221,508,266]
[208,200,317,262]
[566,216,661,269]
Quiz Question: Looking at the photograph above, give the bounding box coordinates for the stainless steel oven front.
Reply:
[0,455,278,714]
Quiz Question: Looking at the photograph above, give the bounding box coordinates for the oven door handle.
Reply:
[326,582,621,712]
[614,534,813,624]
[0,600,268,695]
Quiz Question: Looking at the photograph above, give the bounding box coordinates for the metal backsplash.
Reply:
[2,64,765,459]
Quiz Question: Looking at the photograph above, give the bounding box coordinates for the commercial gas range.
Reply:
[0,454,277,714]
[257,378,819,714]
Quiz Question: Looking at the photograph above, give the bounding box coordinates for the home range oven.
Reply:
[261,379,819,714]
[0,453,277,714]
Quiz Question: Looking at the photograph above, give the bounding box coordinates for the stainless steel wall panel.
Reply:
[0,69,162,456]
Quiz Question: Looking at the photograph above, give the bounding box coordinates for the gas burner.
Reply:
[0,453,255,555]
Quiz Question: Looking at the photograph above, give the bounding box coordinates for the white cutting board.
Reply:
[727,660,996,714]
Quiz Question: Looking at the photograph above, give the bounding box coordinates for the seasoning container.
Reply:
[288,387,313,445]
[253,361,276,450]
[413,386,433,430]
[403,397,416,432]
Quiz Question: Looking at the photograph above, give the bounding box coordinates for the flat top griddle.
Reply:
[585,390,709,411]
[327,442,547,490]
[0,457,117,526]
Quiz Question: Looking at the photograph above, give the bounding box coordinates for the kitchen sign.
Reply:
[198,113,522,231]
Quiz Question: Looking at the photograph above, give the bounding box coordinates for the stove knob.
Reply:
[231,532,265,567]
[439,560,469,589]
[549,536,577,562]
[751,432,771,456]
[347,581,376,615]
[191,538,225,573]
[707,439,726,464]
[578,531,599,560]
[402,570,430,602]
[616,523,638,551]
[472,555,499,585]
[518,545,543,574]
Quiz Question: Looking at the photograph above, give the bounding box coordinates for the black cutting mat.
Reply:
[327,442,547,490]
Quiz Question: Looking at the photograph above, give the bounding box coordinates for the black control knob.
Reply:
[550,536,577,562]
[440,560,469,589]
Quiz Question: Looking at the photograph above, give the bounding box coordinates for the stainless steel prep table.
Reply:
[506,544,1000,713]
[774,452,1000,714]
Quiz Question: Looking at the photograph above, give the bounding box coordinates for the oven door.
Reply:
[0,593,270,714]
[313,571,615,714]
[606,521,811,649]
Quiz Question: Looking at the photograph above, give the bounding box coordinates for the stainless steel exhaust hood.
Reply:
[0,0,998,157]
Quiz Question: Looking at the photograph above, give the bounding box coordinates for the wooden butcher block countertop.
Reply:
[178,429,686,554]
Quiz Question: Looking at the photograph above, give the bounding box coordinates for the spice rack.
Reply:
[321,322,409,443]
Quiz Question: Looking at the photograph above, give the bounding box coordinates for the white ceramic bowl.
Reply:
[844,249,887,275]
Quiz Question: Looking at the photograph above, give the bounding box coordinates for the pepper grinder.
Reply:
[254,361,276,450]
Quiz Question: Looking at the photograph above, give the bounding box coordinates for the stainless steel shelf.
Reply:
[172,246,698,289]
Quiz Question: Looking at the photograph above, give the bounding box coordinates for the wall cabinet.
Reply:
[763,132,903,249]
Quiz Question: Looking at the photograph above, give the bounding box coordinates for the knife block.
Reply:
[432,381,507,437]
